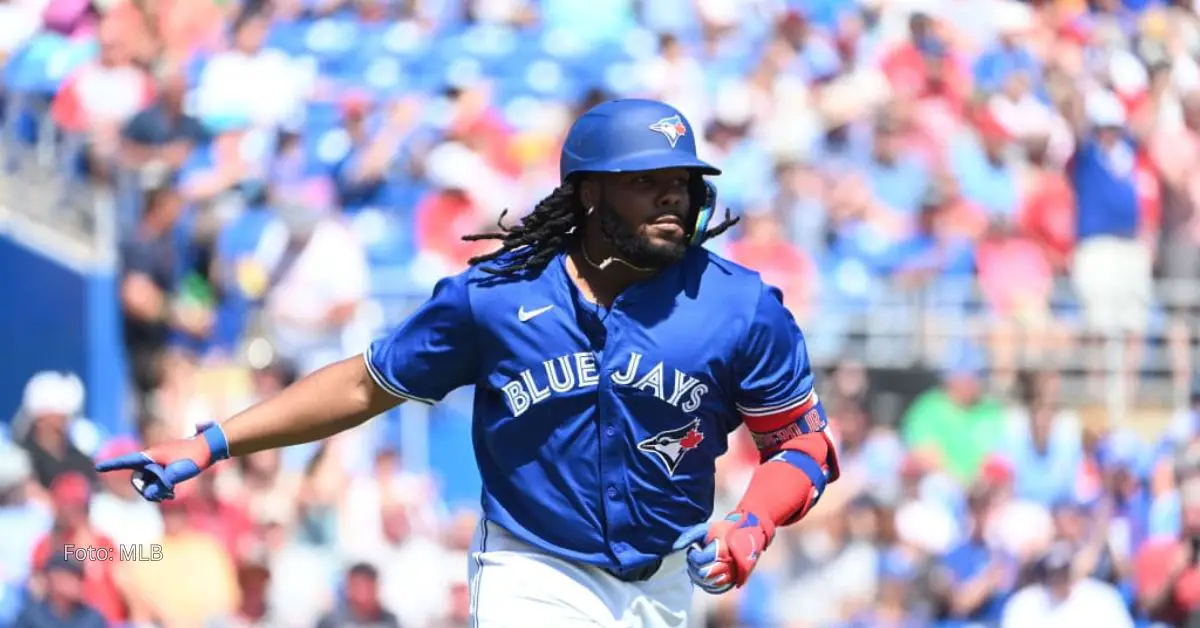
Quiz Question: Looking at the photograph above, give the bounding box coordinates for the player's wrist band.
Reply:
[200,423,231,461]
[767,450,829,502]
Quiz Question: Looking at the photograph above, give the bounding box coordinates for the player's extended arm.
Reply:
[95,355,403,501]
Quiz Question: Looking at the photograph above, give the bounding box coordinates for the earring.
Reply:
[586,206,595,216]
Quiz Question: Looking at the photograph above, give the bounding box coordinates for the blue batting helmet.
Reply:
[561,99,721,245]
[560,99,720,182]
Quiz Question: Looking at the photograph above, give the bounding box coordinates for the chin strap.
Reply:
[689,179,718,245]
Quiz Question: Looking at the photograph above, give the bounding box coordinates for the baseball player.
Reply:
[95,98,840,627]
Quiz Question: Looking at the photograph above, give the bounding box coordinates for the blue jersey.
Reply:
[365,246,826,573]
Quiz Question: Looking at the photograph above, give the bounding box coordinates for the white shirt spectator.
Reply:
[376,535,454,628]
[90,492,164,546]
[0,0,40,56]
[255,216,368,375]
[1001,578,1134,628]
[195,49,308,128]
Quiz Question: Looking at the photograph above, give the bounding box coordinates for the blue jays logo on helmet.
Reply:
[637,419,706,476]
[648,115,688,148]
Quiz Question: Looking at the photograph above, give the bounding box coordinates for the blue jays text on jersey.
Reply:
[363,246,828,575]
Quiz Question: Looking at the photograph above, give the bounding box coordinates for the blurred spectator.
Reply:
[29,473,125,624]
[208,552,275,628]
[881,13,968,109]
[0,442,51,626]
[0,0,40,66]
[194,7,306,129]
[374,495,454,628]
[248,197,368,376]
[865,112,930,217]
[268,117,332,206]
[999,399,1082,507]
[316,562,400,628]
[977,456,1054,565]
[183,467,255,559]
[951,112,1019,222]
[413,140,496,275]
[1152,91,1200,392]
[50,16,154,178]
[1017,131,1075,275]
[1092,429,1154,565]
[118,66,208,190]
[250,492,339,627]
[772,158,828,256]
[776,494,883,625]
[1067,89,1153,397]
[881,182,975,297]
[1052,499,1123,585]
[14,554,105,628]
[119,183,211,396]
[973,8,1038,97]
[1135,475,1200,624]
[978,215,1058,390]
[87,436,163,546]
[829,395,906,504]
[14,372,94,490]
[332,93,420,212]
[40,0,99,40]
[727,209,818,323]
[638,33,709,127]
[932,486,1017,627]
[124,497,238,626]
[1001,541,1133,627]
[846,548,928,627]
[902,349,1005,483]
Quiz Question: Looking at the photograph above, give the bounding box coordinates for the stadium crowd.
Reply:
[6,0,1200,626]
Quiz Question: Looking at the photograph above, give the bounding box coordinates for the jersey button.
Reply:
[606,487,617,499]
[605,426,615,437]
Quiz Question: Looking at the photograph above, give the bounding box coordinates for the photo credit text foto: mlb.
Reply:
[64,544,164,562]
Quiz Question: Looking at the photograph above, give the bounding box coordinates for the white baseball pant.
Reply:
[467,519,695,627]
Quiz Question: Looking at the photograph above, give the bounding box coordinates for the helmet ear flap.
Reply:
[688,178,717,245]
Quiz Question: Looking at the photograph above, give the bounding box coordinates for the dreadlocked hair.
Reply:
[462,177,741,277]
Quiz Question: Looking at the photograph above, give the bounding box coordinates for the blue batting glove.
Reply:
[94,422,230,502]
[672,512,775,594]
[673,522,731,594]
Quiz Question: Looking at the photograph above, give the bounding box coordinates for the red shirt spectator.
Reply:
[30,473,127,625]
[179,470,255,559]
[977,226,1053,319]
[727,211,818,323]
[1135,537,1200,624]
[447,88,520,178]
[1019,162,1075,274]
[880,40,969,112]
[415,187,489,269]
[1135,478,1200,624]
[50,18,153,134]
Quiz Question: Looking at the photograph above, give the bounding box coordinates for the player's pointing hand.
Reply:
[674,511,775,594]
[94,422,230,501]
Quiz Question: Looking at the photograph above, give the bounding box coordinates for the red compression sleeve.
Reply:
[735,431,839,527]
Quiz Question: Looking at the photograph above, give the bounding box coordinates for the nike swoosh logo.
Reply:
[518,305,554,322]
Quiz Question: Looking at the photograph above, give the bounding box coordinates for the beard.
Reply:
[596,196,689,268]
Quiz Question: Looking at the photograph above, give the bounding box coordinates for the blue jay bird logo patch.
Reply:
[638,419,705,475]
[649,115,688,148]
